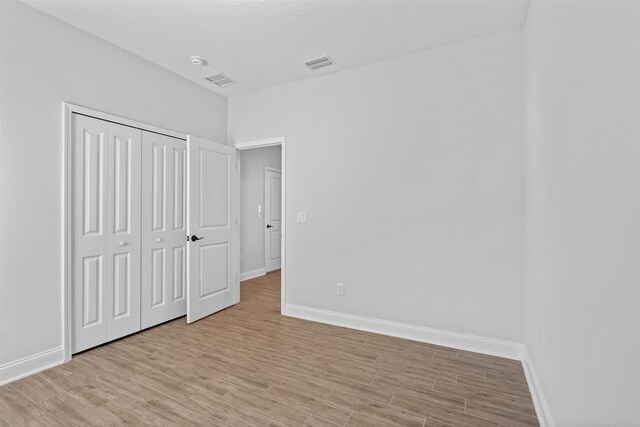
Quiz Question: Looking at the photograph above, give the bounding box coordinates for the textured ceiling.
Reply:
[20,0,530,97]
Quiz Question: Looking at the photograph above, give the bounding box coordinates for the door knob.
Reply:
[119,241,127,247]
[156,238,163,243]
[266,224,273,229]
[191,235,204,242]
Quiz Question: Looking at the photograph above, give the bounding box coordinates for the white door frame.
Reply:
[235,137,286,313]
[62,102,187,362]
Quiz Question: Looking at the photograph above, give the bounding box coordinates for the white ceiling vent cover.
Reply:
[304,55,335,71]
[205,73,238,87]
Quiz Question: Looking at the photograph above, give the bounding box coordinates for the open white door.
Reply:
[187,135,238,323]
[264,168,282,272]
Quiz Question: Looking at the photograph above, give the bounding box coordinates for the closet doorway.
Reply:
[62,104,239,360]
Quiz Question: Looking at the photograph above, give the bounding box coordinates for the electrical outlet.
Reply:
[297,212,307,223]
[337,282,344,296]
[240,255,244,264]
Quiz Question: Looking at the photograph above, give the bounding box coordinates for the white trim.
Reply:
[235,137,287,313]
[235,137,283,150]
[63,104,72,362]
[64,103,187,140]
[0,347,64,386]
[233,152,239,303]
[523,347,554,427]
[240,268,267,282]
[62,103,189,361]
[283,304,524,360]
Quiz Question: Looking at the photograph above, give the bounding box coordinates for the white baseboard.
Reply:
[0,346,64,386]
[283,304,523,360]
[522,347,554,427]
[240,267,266,282]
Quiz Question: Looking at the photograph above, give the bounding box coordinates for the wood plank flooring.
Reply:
[0,271,538,426]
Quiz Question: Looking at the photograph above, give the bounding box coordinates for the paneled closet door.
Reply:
[141,132,187,329]
[72,116,142,352]
[72,114,109,353]
[106,123,142,341]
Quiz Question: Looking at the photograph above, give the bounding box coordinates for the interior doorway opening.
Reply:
[235,138,286,313]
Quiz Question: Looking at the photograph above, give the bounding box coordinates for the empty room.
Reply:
[0,0,638,426]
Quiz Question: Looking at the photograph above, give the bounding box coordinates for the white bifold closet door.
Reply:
[72,113,238,353]
[72,114,141,353]
[140,132,187,329]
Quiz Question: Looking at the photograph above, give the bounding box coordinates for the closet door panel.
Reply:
[141,132,187,329]
[106,123,142,341]
[141,134,169,328]
[168,145,187,318]
[72,114,109,353]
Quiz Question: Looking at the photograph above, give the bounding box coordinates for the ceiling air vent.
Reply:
[304,55,335,71]
[205,73,238,87]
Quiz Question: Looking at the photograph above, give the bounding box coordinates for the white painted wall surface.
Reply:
[229,29,524,342]
[524,1,640,425]
[239,146,282,275]
[0,0,227,368]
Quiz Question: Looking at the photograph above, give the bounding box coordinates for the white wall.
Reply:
[229,29,525,344]
[239,146,282,275]
[524,0,640,425]
[0,0,227,370]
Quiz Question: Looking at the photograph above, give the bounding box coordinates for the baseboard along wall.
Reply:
[240,267,267,282]
[0,346,64,386]
[283,303,524,360]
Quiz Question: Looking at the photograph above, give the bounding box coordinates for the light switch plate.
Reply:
[296,212,307,223]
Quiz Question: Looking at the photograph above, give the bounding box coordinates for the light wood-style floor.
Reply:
[0,271,538,426]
